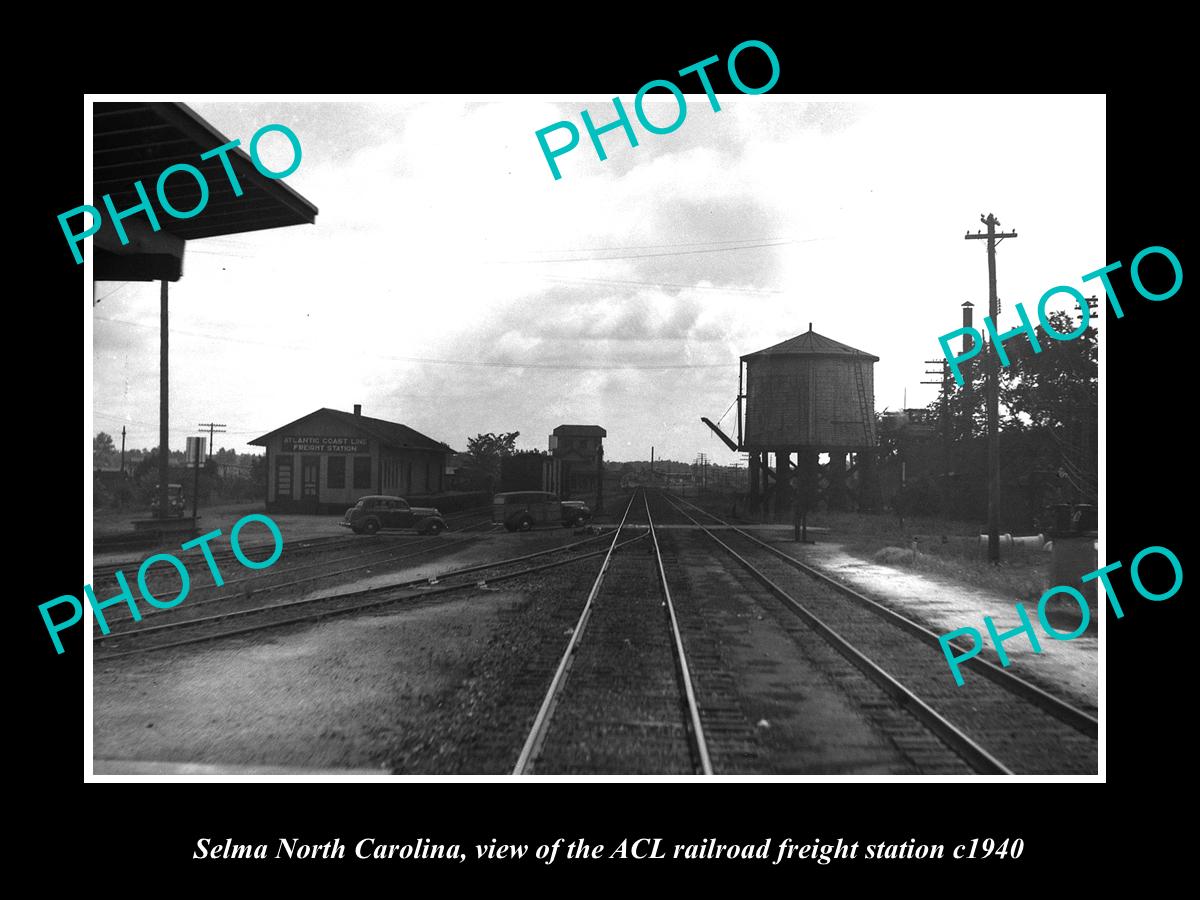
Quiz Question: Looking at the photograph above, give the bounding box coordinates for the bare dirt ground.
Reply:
[93,591,527,772]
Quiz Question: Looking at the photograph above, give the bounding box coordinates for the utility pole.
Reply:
[158,280,169,521]
[188,436,206,523]
[922,359,951,483]
[965,213,1018,563]
[198,422,226,462]
[120,425,126,475]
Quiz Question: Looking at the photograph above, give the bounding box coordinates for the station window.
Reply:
[327,456,346,489]
[353,455,372,489]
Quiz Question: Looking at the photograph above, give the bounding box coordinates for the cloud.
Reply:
[92,96,1105,465]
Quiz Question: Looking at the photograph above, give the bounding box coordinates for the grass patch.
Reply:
[805,509,1049,603]
[866,543,1048,605]
[664,489,1052,607]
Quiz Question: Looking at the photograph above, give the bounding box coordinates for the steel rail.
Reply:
[96,529,618,643]
[91,534,358,580]
[91,506,496,580]
[95,532,650,661]
[93,526,548,630]
[665,492,1098,738]
[643,493,714,775]
[658,492,1014,775]
[512,492,639,775]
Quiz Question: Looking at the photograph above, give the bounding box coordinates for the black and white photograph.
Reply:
[78,92,1114,780]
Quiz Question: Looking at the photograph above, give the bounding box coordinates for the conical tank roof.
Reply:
[741,327,879,362]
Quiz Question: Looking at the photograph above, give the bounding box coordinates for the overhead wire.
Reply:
[93,315,736,370]
[489,237,820,264]
[540,275,784,294]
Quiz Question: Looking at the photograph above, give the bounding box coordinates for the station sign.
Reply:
[282,436,369,453]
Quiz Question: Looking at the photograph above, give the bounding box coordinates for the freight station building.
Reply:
[250,406,451,514]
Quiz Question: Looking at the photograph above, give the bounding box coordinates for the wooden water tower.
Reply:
[740,325,879,516]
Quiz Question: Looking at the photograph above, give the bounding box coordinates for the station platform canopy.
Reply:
[93,101,318,281]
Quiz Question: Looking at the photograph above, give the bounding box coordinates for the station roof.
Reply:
[249,408,450,453]
[553,425,607,437]
[93,102,318,280]
[742,328,879,362]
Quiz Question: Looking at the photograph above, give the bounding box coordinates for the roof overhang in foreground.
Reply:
[93,101,318,281]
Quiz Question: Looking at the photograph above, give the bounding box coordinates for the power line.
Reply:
[93,410,156,427]
[489,238,818,265]
[93,283,132,305]
[518,235,796,253]
[198,422,227,459]
[93,316,736,370]
[541,275,784,295]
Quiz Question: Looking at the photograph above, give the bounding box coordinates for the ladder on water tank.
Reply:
[852,352,872,447]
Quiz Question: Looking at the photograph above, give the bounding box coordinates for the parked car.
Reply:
[149,483,186,518]
[492,491,591,532]
[340,495,446,535]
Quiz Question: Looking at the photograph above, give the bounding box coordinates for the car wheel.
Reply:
[518,516,534,532]
[363,519,380,535]
[427,521,445,535]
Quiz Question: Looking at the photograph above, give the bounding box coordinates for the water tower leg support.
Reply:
[761,451,773,518]
[776,448,792,520]
[859,449,881,512]
[749,451,761,513]
[797,449,818,542]
[828,452,848,511]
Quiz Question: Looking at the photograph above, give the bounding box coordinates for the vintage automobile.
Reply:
[149,483,186,518]
[340,495,446,535]
[492,491,591,532]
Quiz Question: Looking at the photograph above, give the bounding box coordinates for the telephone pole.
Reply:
[120,425,127,474]
[198,422,226,463]
[921,359,950,482]
[158,280,169,522]
[965,213,1018,563]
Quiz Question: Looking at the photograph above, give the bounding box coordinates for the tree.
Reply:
[933,310,1096,438]
[466,431,520,489]
[134,448,163,481]
[999,310,1097,433]
[93,431,116,470]
[926,308,1098,516]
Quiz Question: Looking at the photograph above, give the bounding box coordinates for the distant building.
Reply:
[250,405,450,514]
[545,424,606,499]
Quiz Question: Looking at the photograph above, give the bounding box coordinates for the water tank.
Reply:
[742,327,878,450]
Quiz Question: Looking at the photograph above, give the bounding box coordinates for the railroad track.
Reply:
[90,505,497,582]
[655,490,1098,775]
[512,490,713,775]
[89,508,499,628]
[91,533,357,583]
[90,532,500,634]
[94,528,632,662]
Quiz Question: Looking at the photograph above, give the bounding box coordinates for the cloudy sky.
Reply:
[90,95,1105,464]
